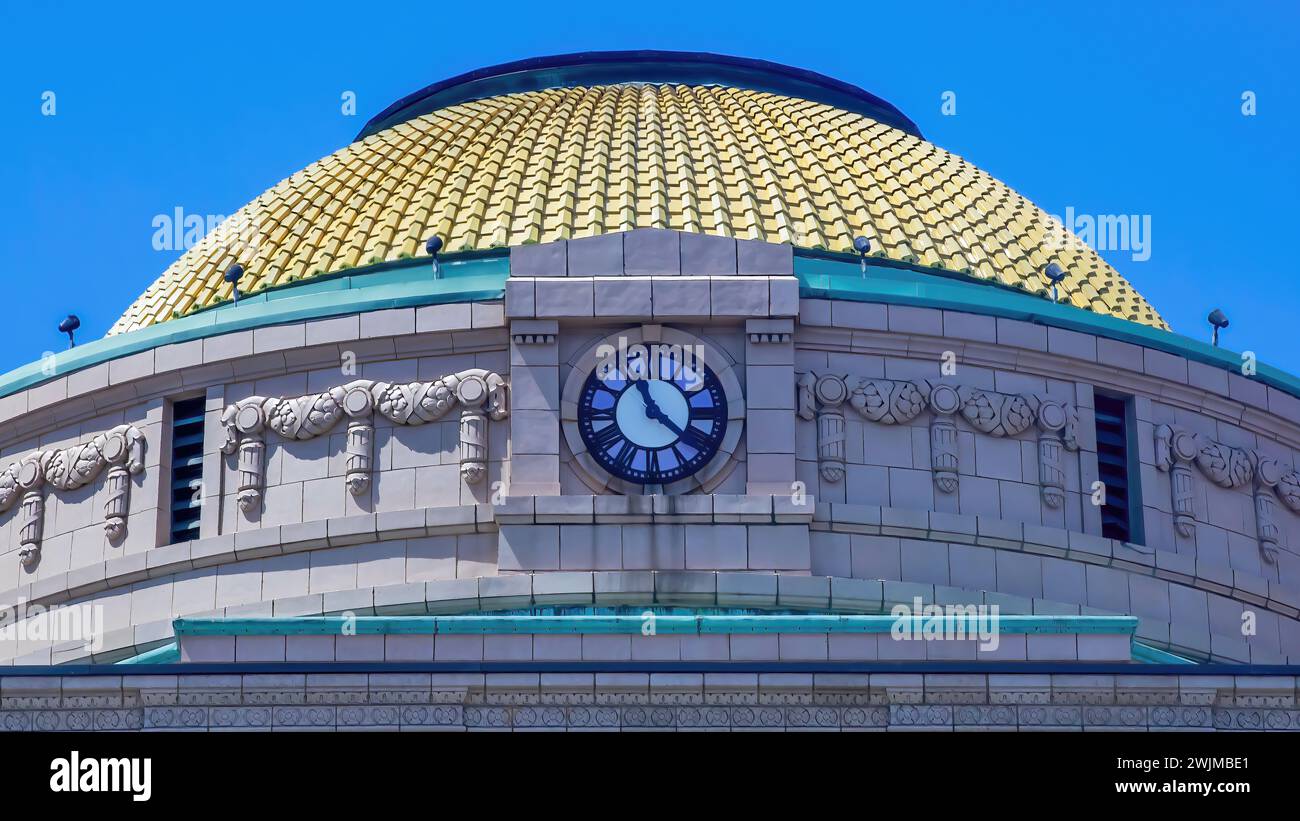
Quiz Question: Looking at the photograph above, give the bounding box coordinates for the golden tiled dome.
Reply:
[112,57,1165,333]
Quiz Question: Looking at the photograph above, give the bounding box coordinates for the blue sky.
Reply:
[1,0,1296,374]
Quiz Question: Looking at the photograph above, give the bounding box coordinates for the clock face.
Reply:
[577,348,729,485]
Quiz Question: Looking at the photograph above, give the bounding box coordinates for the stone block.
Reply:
[736,238,792,275]
[711,277,769,317]
[654,571,716,606]
[680,231,737,275]
[360,308,415,338]
[622,524,685,570]
[888,306,943,335]
[567,233,623,276]
[716,572,778,607]
[729,634,779,661]
[511,239,567,276]
[532,571,595,605]
[685,525,747,569]
[652,276,711,318]
[1046,327,1097,362]
[996,318,1047,352]
[416,302,472,332]
[777,575,830,609]
[623,228,681,275]
[559,524,622,570]
[504,279,535,317]
[595,278,653,316]
[747,525,810,570]
[498,525,559,571]
[535,279,593,317]
[478,575,533,610]
[942,311,997,343]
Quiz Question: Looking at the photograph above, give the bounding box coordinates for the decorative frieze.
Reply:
[0,425,146,567]
[3,672,1296,731]
[797,374,1078,508]
[1155,425,1300,563]
[221,370,508,512]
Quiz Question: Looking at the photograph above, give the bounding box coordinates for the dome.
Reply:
[111,51,1165,334]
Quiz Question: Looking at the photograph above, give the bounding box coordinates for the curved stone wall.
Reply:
[0,232,1297,667]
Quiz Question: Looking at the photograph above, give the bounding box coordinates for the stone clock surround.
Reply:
[0,232,1297,671]
[559,324,746,495]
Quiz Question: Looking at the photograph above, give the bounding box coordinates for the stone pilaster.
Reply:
[745,318,796,495]
[508,320,561,496]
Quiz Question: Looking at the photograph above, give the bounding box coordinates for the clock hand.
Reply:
[634,379,686,437]
[635,379,664,417]
[634,379,655,412]
[655,412,685,438]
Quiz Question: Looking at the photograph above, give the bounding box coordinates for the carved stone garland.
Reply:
[220,370,508,512]
[1154,424,1300,563]
[0,425,146,567]
[797,374,1078,508]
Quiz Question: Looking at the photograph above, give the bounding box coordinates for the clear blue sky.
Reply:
[1,0,1296,374]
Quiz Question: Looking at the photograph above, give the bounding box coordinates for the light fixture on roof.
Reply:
[1208,308,1229,347]
[853,236,871,275]
[1044,262,1067,303]
[57,314,80,349]
[426,235,443,278]
[224,264,245,305]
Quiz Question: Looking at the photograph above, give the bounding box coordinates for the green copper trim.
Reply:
[3,242,1296,406]
[794,251,1300,401]
[1131,641,1197,665]
[0,251,507,401]
[115,642,180,665]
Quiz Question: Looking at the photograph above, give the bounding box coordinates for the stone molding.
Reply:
[0,671,1296,731]
[7,501,1298,665]
[798,373,1077,506]
[220,370,508,511]
[1155,424,1300,563]
[0,424,145,568]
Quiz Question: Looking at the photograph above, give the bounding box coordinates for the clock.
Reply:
[562,326,744,494]
[576,350,728,484]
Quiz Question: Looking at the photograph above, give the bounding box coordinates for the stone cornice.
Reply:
[5,502,1295,665]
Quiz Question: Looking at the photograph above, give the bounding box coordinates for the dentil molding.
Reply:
[0,425,146,568]
[221,370,508,513]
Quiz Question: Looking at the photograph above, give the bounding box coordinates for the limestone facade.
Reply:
[0,231,1297,681]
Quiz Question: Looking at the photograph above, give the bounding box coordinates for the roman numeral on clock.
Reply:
[689,403,724,421]
[679,424,712,451]
[591,424,624,451]
[613,441,638,470]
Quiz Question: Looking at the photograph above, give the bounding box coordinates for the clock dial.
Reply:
[577,348,728,485]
